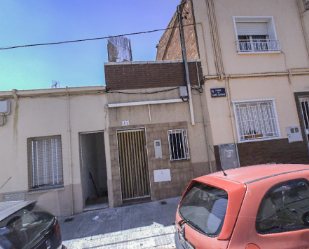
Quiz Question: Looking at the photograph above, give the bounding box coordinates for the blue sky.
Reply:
[0,0,180,91]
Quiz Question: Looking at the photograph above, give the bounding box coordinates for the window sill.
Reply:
[238,136,283,143]
[28,186,64,194]
[170,158,191,162]
[237,51,281,55]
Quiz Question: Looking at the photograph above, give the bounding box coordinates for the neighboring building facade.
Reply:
[0,87,108,216]
[0,60,213,216]
[157,0,309,169]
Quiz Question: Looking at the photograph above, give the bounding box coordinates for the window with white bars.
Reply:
[28,135,63,190]
[233,100,280,142]
[167,129,190,161]
[233,17,280,53]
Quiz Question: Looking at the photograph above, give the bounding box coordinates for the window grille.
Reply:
[28,135,63,190]
[167,129,190,161]
[233,100,280,142]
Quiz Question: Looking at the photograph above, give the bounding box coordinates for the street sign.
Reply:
[210,88,226,98]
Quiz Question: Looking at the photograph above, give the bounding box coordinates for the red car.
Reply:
[175,164,309,249]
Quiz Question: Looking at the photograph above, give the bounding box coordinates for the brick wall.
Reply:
[105,60,203,90]
[156,0,199,61]
[214,139,309,171]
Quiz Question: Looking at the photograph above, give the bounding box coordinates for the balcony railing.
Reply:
[236,39,281,53]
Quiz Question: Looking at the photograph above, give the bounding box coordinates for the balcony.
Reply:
[236,39,281,53]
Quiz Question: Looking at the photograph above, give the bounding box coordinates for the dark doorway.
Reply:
[80,132,108,210]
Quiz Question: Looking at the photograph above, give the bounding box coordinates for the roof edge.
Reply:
[104,59,201,66]
[0,86,106,99]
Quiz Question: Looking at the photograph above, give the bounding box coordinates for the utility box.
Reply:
[154,139,163,159]
[179,86,188,98]
[287,126,303,143]
[0,100,10,115]
[154,169,171,182]
[219,143,239,170]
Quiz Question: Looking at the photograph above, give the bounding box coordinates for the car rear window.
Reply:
[0,203,55,249]
[256,178,309,234]
[179,181,228,236]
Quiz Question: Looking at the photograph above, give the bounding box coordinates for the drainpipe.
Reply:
[66,87,74,215]
[177,3,195,126]
[297,0,309,66]
[12,89,18,102]
[225,77,241,168]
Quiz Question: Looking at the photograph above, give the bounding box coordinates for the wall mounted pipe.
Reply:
[203,70,309,80]
[177,4,195,126]
[66,87,74,215]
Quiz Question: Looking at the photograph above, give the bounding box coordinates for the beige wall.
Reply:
[0,87,108,216]
[193,0,309,146]
[107,87,211,165]
[194,0,309,76]
[0,85,213,216]
[301,1,309,65]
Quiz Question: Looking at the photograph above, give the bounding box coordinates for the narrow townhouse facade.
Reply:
[157,0,309,170]
[104,60,212,207]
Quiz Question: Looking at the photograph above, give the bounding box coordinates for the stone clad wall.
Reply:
[109,122,193,207]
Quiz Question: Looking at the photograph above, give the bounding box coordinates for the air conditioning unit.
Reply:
[0,100,10,115]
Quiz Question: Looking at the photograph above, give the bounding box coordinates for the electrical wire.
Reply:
[191,85,203,94]
[0,23,194,51]
[106,87,179,95]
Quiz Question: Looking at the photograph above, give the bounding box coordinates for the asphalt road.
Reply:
[59,196,181,249]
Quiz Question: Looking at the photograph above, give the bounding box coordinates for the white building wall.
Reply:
[0,87,108,216]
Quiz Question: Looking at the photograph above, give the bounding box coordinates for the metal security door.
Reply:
[300,97,309,144]
[117,129,150,201]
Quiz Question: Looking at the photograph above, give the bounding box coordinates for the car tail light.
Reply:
[246,244,260,249]
[55,221,61,239]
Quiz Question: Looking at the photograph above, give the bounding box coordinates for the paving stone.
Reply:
[59,197,180,248]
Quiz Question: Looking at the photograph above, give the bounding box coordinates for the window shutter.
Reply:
[29,136,63,189]
[236,22,268,36]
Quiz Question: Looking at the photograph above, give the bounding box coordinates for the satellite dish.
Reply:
[51,80,60,88]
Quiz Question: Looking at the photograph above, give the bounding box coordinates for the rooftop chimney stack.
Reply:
[107,37,133,62]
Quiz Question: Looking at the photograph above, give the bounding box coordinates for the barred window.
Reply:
[28,135,63,190]
[233,100,280,142]
[167,129,190,161]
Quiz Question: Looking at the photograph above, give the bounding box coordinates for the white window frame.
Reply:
[233,99,281,143]
[233,16,281,54]
[167,129,190,161]
[28,135,64,191]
